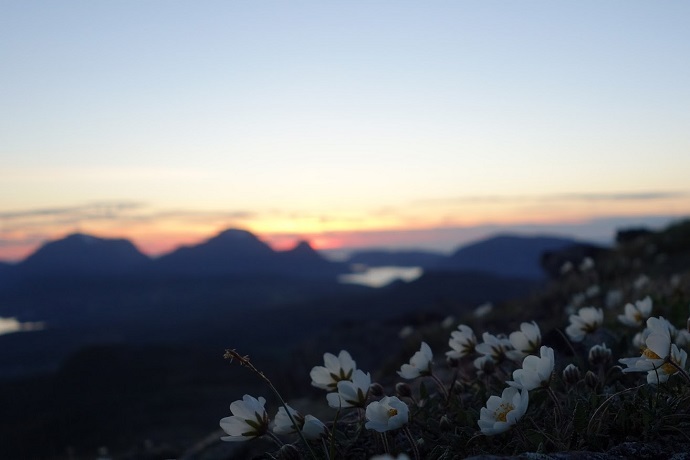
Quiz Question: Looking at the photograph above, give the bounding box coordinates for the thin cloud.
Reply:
[414,191,689,205]
[0,201,145,220]
[0,202,259,235]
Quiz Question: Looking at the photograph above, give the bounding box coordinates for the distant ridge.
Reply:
[434,234,579,279]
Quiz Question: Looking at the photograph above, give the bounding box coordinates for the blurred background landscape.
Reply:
[1,1,690,458]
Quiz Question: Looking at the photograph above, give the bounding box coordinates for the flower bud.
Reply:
[588,343,612,368]
[562,363,581,385]
[395,382,412,398]
[369,382,385,397]
[584,370,600,391]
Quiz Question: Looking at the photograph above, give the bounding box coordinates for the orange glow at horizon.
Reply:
[2,197,689,262]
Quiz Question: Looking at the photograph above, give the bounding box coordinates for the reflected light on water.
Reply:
[338,266,423,288]
[0,317,46,336]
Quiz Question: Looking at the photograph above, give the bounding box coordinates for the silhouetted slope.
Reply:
[16,233,151,277]
[278,241,349,278]
[155,229,347,279]
[435,234,578,279]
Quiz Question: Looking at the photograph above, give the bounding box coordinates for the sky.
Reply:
[2,1,690,261]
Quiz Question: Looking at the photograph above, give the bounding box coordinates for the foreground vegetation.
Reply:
[217,220,690,459]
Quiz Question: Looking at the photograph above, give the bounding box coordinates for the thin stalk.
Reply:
[429,372,450,401]
[586,384,645,436]
[546,386,563,424]
[380,432,390,454]
[402,426,420,460]
[321,437,331,460]
[225,349,319,460]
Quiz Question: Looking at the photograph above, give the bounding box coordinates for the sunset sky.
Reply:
[2,2,690,261]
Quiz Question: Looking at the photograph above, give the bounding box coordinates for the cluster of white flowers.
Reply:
[219,394,327,442]
[445,320,553,435]
[218,269,690,459]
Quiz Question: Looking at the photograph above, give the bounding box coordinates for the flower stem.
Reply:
[430,372,450,401]
[225,349,319,460]
[402,426,420,460]
[380,432,390,454]
[546,386,563,424]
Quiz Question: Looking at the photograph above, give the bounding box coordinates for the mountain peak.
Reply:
[290,240,316,253]
[215,229,258,240]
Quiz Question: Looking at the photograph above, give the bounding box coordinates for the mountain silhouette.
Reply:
[16,233,151,277]
[278,240,349,278]
[434,234,578,279]
[154,229,347,279]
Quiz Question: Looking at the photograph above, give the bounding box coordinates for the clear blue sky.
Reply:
[1,1,689,259]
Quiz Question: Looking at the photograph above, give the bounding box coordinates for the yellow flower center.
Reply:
[633,311,643,323]
[642,348,661,359]
[388,408,398,417]
[642,348,678,375]
[494,402,514,423]
[661,362,676,374]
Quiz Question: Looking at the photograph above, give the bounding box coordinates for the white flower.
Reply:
[441,315,456,329]
[272,405,327,440]
[565,306,603,342]
[579,257,595,272]
[447,324,477,359]
[620,316,689,384]
[632,331,646,349]
[508,346,555,391]
[585,285,600,298]
[478,387,529,436]
[606,289,623,309]
[474,302,493,318]
[219,395,269,442]
[310,350,357,391]
[473,354,495,377]
[326,369,371,409]
[560,261,573,275]
[675,329,690,348]
[364,396,409,432]
[634,274,649,290]
[398,341,433,379]
[506,321,541,361]
[301,415,328,440]
[617,296,653,327]
[398,325,415,339]
[571,292,586,308]
[476,332,513,364]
